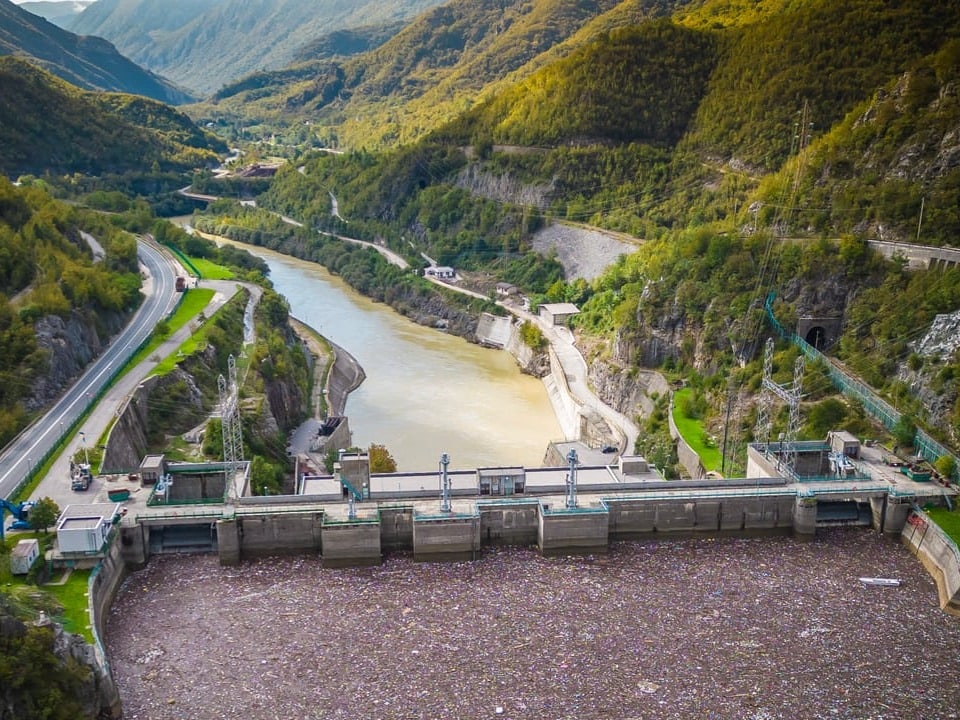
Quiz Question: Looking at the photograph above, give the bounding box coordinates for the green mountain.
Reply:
[292,22,408,64]
[242,0,960,455]
[0,0,191,103]
[65,0,450,95]
[205,0,683,146]
[0,175,143,444]
[0,57,224,176]
[18,0,94,26]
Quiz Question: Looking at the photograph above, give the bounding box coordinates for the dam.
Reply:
[65,430,953,577]
[57,430,960,719]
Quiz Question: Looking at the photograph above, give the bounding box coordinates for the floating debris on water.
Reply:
[105,529,960,719]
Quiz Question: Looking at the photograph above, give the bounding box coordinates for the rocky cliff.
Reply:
[0,609,119,720]
[28,308,128,412]
[385,282,482,339]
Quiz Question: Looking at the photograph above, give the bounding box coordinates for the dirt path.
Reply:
[289,317,331,418]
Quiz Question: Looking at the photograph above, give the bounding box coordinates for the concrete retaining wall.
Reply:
[867,240,960,270]
[326,341,365,417]
[380,507,414,551]
[321,522,381,567]
[543,346,581,441]
[478,501,540,546]
[668,394,706,479]
[88,538,128,718]
[101,376,158,473]
[224,511,324,561]
[169,473,226,501]
[476,312,512,348]
[605,495,795,538]
[901,510,960,615]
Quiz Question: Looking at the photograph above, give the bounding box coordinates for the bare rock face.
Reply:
[101,369,207,473]
[27,310,125,412]
[454,163,554,210]
[913,310,960,359]
[387,285,480,338]
[587,339,670,422]
[900,309,960,446]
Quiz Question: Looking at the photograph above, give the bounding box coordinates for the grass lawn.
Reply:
[150,289,237,377]
[189,257,234,280]
[45,568,94,643]
[1,533,93,643]
[672,388,723,472]
[926,506,960,546]
[126,288,214,370]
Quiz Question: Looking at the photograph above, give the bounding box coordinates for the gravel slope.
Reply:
[531,223,638,281]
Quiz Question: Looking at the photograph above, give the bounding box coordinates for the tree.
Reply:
[804,398,847,439]
[892,415,917,450]
[28,497,60,534]
[323,448,338,474]
[934,455,957,481]
[251,456,285,495]
[368,443,397,473]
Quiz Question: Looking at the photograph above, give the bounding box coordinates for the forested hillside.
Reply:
[0,57,224,177]
[0,0,190,103]
[65,0,449,95]
[228,0,960,462]
[199,0,683,146]
[0,176,142,446]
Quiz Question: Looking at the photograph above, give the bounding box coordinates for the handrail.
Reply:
[910,504,960,568]
[765,292,960,482]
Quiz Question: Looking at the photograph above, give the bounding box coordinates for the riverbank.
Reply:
[288,316,365,418]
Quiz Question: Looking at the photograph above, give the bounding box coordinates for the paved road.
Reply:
[506,304,639,453]
[36,279,244,512]
[0,239,180,503]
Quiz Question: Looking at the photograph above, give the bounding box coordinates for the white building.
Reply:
[56,503,121,554]
[425,266,455,279]
[10,538,39,575]
[538,302,580,327]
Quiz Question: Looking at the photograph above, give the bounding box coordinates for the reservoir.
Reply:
[214,240,562,471]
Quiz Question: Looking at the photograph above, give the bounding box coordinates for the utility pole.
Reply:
[721,384,734,476]
[916,196,925,244]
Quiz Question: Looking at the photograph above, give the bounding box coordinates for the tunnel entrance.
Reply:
[805,326,827,350]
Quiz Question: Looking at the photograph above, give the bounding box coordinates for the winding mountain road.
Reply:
[0,239,180,502]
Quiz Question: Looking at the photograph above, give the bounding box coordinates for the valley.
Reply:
[2,0,960,718]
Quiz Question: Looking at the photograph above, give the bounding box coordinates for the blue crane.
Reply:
[0,498,35,541]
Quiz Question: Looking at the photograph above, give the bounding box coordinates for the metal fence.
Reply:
[764,293,960,481]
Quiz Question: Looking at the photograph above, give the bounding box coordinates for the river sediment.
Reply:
[104,529,960,720]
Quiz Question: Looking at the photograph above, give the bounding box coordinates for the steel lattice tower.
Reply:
[754,339,776,446]
[756,340,805,476]
[218,354,244,491]
[783,355,806,473]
